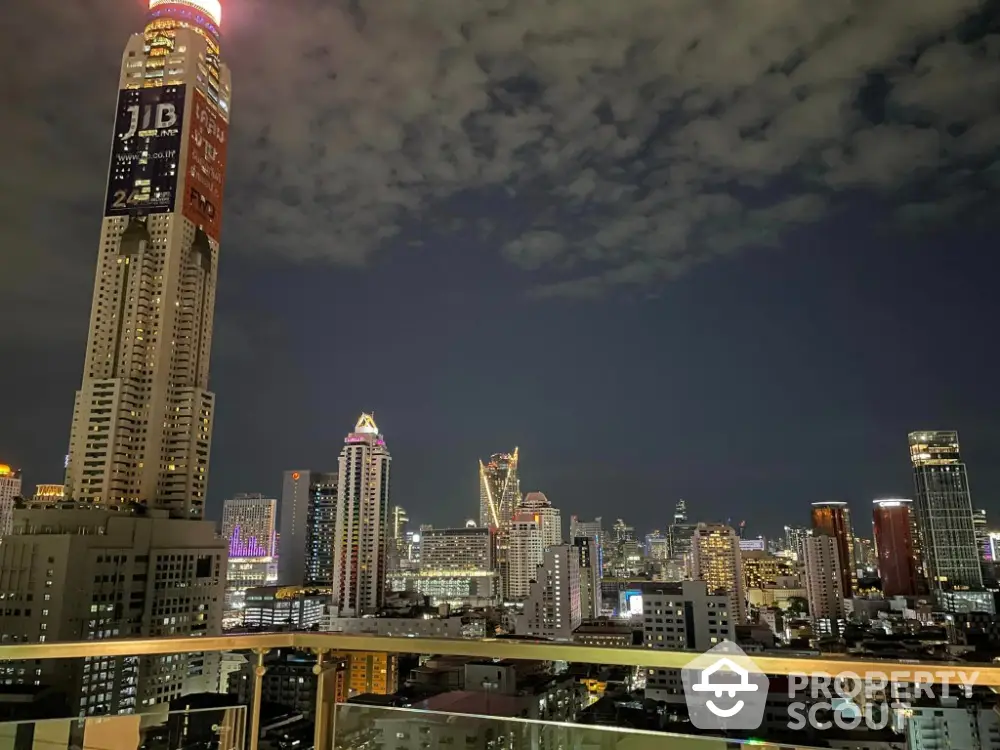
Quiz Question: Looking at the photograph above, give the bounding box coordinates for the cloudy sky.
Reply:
[2,0,999,536]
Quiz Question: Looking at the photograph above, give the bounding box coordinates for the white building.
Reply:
[641,581,735,704]
[907,697,1000,750]
[0,507,226,713]
[517,491,562,548]
[515,545,581,640]
[332,414,391,616]
[692,523,746,623]
[420,526,494,572]
[803,534,846,633]
[0,464,22,539]
[507,512,543,601]
[63,1,231,515]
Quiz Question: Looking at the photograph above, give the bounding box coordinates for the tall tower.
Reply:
[872,499,919,597]
[332,414,392,616]
[479,449,520,528]
[0,1,230,715]
[691,523,746,623]
[909,431,983,589]
[810,502,856,599]
[802,534,846,635]
[63,0,231,516]
[516,491,562,549]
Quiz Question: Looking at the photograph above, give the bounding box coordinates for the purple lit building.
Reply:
[221,493,278,623]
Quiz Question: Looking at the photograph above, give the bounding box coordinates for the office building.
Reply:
[569,515,603,570]
[974,509,990,563]
[221,494,277,620]
[386,570,499,607]
[278,470,338,587]
[0,508,226,713]
[478,449,520,529]
[803,534,845,634]
[741,551,797,589]
[420,526,494,572]
[386,506,409,572]
[242,586,328,630]
[573,536,602,619]
[0,0,231,715]
[515,545,582,641]
[783,525,807,560]
[331,414,391,616]
[0,464,22,539]
[646,532,670,561]
[811,502,856,598]
[691,522,746,623]
[909,431,983,589]
[872,499,919,597]
[507,512,543,601]
[516,491,562,549]
[642,581,735,704]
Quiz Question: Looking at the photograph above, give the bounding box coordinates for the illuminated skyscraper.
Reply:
[0,0,230,715]
[507,512,543,601]
[909,431,983,589]
[691,523,745,623]
[0,464,22,539]
[332,414,392,616]
[479,449,520,528]
[222,493,278,620]
[973,508,989,562]
[63,0,230,513]
[872,499,919,597]
[803,534,845,635]
[516,491,562,549]
[810,502,856,598]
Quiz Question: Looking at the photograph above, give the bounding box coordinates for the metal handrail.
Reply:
[1,632,997,684]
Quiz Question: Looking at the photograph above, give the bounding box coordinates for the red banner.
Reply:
[183,89,227,241]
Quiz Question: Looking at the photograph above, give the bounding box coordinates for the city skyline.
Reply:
[5,0,1000,540]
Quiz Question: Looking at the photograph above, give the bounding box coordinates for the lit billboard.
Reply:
[105,86,185,216]
[182,88,228,241]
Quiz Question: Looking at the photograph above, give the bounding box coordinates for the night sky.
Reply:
[3,0,1000,540]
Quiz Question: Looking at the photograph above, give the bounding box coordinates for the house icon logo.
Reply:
[682,641,769,730]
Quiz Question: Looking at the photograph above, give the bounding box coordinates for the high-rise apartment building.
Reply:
[420,526,494,572]
[63,1,230,515]
[507,512,543,601]
[909,431,983,589]
[872,499,919,597]
[802,534,845,635]
[331,414,391,616]
[973,509,990,563]
[810,502,856,598]
[641,581,734,704]
[691,523,746,623]
[569,516,603,571]
[0,464,22,539]
[783,525,807,560]
[386,506,409,573]
[515,545,581,641]
[0,0,230,714]
[221,494,277,619]
[516,491,562,549]
[278,470,338,586]
[573,536,602,618]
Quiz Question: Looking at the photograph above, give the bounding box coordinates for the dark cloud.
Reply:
[2,0,999,335]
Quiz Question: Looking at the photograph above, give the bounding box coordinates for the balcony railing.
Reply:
[1,633,998,750]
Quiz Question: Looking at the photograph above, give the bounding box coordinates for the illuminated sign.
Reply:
[105,86,185,217]
[182,89,227,241]
[149,0,221,26]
